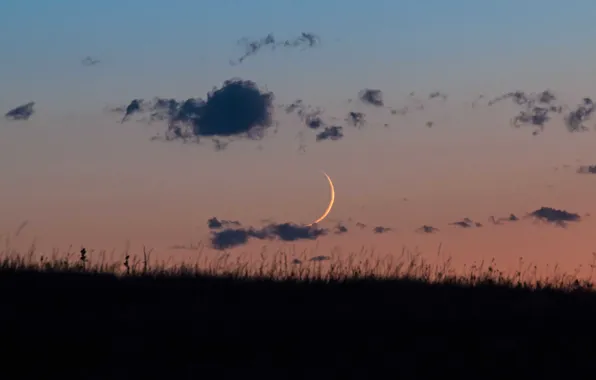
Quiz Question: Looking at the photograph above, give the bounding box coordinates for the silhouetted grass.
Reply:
[2,243,596,379]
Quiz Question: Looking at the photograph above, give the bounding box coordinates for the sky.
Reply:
[2,1,596,275]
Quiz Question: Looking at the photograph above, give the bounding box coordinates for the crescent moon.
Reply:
[307,171,335,226]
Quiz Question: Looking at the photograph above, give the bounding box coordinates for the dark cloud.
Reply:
[334,224,348,234]
[564,98,594,133]
[527,207,581,227]
[121,99,144,123]
[172,79,274,139]
[5,102,35,121]
[283,99,305,115]
[485,90,583,135]
[386,91,446,116]
[269,222,327,241]
[488,90,551,107]
[489,214,519,225]
[577,165,596,174]
[234,33,276,65]
[81,56,100,66]
[449,218,482,228]
[208,216,405,250]
[316,126,343,141]
[511,106,551,131]
[281,33,320,48]
[209,220,327,250]
[113,83,596,150]
[230,32,320,65]
[372,226,391,234]
[358,89,384,107]
[346,111,366,127]
[207,217,241,230]
[211,228,254,250]
[450,220,472,228]
[416,225,439,234]
[282,99,345,143]
[206,205,583,250]
[306,114,325,129]
[285,101,325,130]
[148,97,180,122]
[119,79,275,149]
[428,91,447,101]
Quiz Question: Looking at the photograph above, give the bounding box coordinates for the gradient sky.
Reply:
[2,1,596,275]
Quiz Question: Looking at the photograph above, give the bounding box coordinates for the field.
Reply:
[2,243,596,379]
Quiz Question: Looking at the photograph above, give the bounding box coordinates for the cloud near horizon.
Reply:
[205,205,582,250]
[210,221,327,250]
[526,207,581,227]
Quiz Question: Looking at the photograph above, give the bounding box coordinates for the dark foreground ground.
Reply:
[2,268,596,379]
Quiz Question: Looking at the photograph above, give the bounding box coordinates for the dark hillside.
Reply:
[2,264,596,379]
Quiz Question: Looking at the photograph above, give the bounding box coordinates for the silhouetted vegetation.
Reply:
[2,244,596,378]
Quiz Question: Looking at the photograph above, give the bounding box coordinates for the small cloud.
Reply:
[487,90,563,135]
[316,126,343,141]
[335,224,348,234]
[283,100,326,130]
[81,56,100,66]
[416,225,439,234]
[527,207,581,227]
[372,226,391,234]
[489,214,519,225]
[577,165,596,174]
[358,89,384,107]
[449,217,481,228]
[306,114,325,129]
[428,91,447,101]
[266,222,327,241]
[209,221,328,250]
[230,32,320,65]
[121,99,144,123]
[5,102,35,121]
[346,111,366,127]
[211,228,254,250]
[207,217,241,229]
[565,98,594,133]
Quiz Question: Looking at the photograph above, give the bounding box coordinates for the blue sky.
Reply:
[2,0,596,112]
